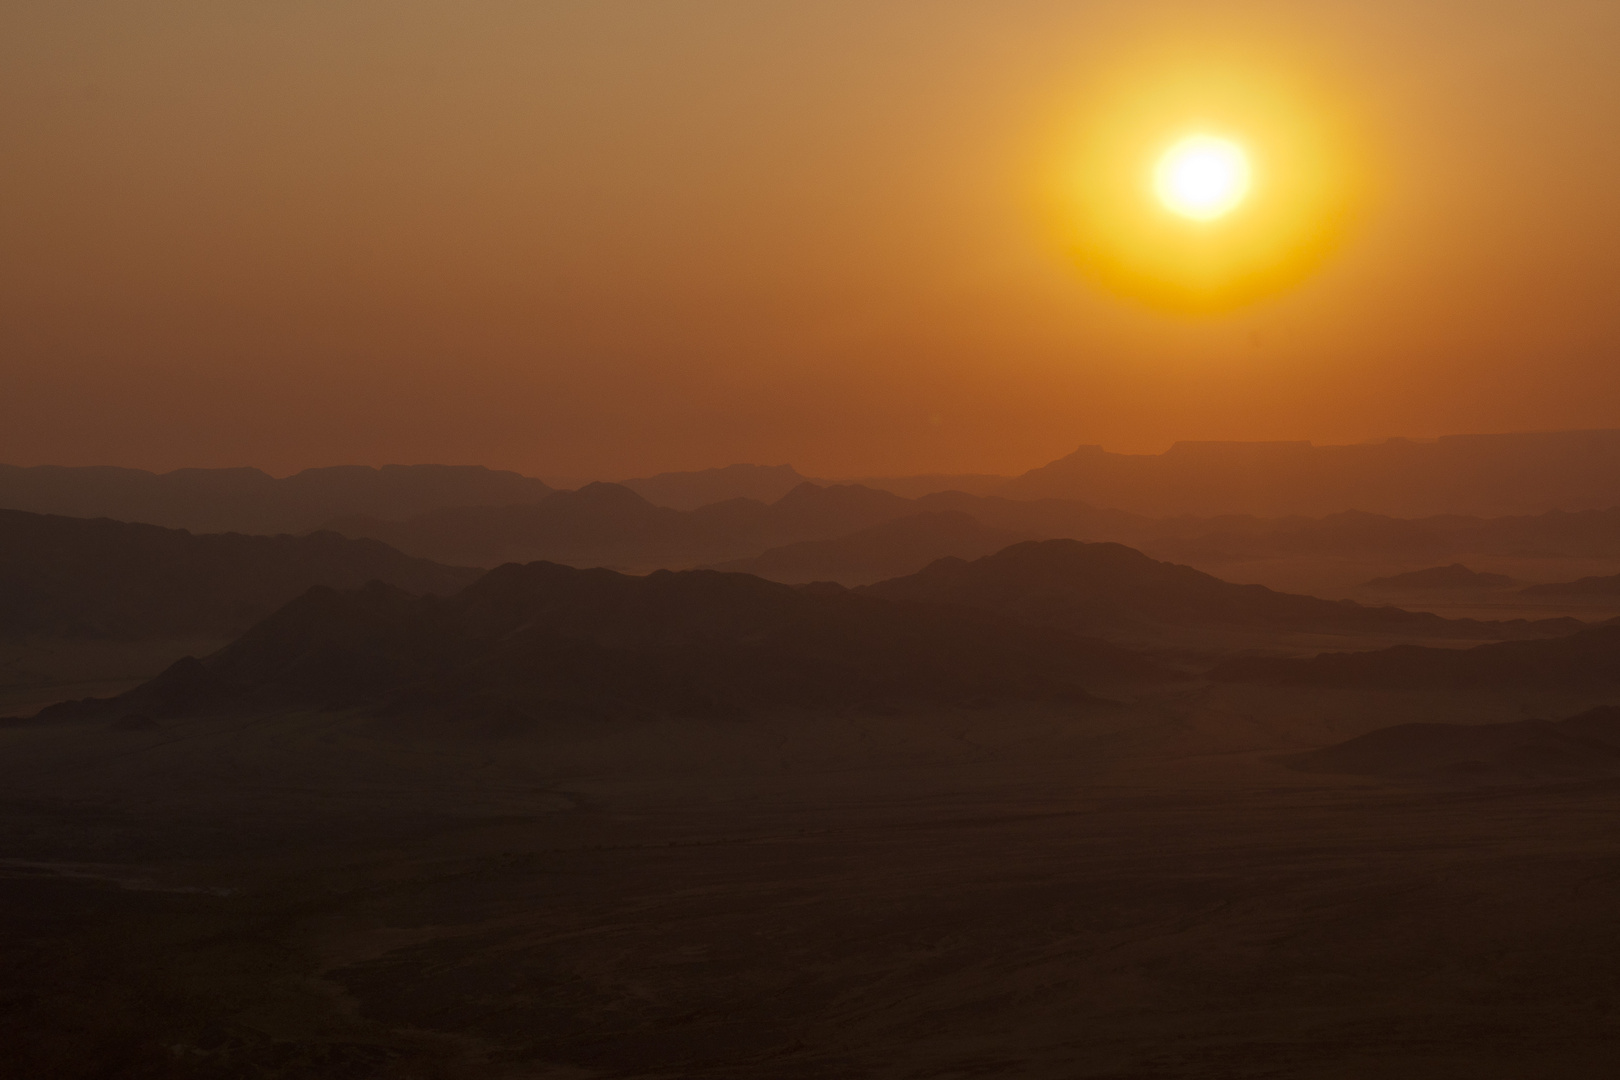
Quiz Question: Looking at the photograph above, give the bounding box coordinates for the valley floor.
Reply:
[4,685,1620,1079]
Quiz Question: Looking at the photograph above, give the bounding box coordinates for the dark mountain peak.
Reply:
[0,462,552,535]
[981,538,1160,570]
[771,480,826,503]
[230,579,425,650]
[1163,440,1314,459]
[1031,445,1109,470]
[546,481,659,511]
[449,560,824,649]
[618,463,807,510]
[285,464,380,482]
[876,539,1205,599]
[854,508,987,534]
[867,538,1572,642]
[772,481,911,512]
[24,560,1166,726]
[1001,429,1620,517]
[0,508,479,640]
[705,510,1028,587]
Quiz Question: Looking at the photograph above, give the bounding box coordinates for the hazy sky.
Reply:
[3,1,1618,478]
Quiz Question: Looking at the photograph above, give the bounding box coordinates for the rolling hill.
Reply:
[617,463,809,510]
[709,511,1027,586]
[1001,430,1620,517]
[22,562,1168,726]
[325,481,916,569]
[0,509,480,639]
[862,540,1578,642]
[0,463,552,535]
[1360,564,1517,590]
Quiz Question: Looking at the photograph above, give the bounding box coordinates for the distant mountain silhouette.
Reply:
[1002,430,1620,517]
[1145,506,1620,563]
[0,509,479,640]
[846,473,1014,499]
[862,540,1578,642]
[709,511,1028,586]
[1521,573,1620,598]
[911,492,1154,545]
[0,464,552,535]
[20,453,1620,575]
[618,464,808,510]
[1360,565,1517,591]
[1285,706,1620,780]
[328,481,915,569]
[645,429,1620,516]
[1211,623,1620,689]
[22,562,1168,726]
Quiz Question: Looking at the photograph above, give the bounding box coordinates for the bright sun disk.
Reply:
[1154,135,1251,221]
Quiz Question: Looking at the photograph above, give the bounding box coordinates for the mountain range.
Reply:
[319,480,1620,584]
[617,464,809,511]
[0,509,478,639]
[324,481,919,570]
[1359,565,1518,591]
[708,511,1027,586]
[10,428,1620,537]
[0,463,551,535]
[861,540,1579,642]
[1003,430,1620,517]
[21,530,1605,730]
[1145,506,1620,563]
[25,561,1164,727]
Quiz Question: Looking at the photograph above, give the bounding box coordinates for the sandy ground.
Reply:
[4,676,1620,1079]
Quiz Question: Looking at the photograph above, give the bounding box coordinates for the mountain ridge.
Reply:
[18,561,1168,727]
[709,510,1029,586]
[1002,430,1620,517]
[0,508,480,640]
[0,463,552,535]
[861,539,1581,643]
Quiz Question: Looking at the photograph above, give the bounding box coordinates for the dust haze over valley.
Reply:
[9,2,1620,1078]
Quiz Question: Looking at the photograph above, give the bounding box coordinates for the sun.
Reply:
[1045,48,1367,311]
[1154,134,1251,221]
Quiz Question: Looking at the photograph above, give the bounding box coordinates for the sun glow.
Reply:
[1154,135,1251,220]
[1047,49,1365,311]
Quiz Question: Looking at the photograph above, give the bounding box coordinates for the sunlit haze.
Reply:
[2,2,1618,478]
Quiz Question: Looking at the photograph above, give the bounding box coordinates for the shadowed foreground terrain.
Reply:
[5,685,1620,1079]
[1286,705,1620,779]
[6,549,1620,1078]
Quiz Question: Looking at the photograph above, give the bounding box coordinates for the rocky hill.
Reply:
[862,540,1577,642]
[0,509,480,639]
[21,561,1167,726]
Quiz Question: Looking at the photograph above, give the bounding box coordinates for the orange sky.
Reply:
[3,1,1618,479]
